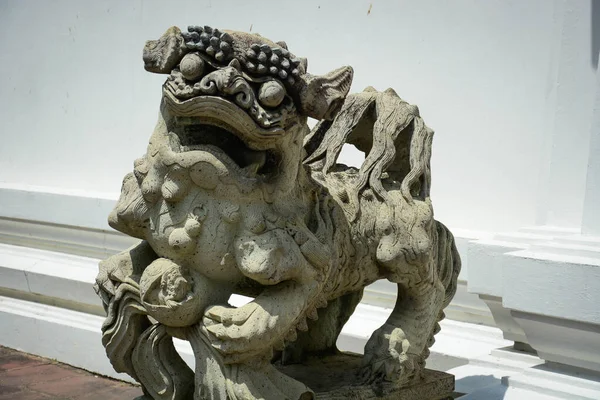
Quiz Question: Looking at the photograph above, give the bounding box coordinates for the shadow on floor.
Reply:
[427,352,470,372]
[455,374,508,399]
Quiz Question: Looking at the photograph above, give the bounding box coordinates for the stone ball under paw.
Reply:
[139,258,221,327]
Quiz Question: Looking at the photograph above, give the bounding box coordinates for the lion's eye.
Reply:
[179,53,205,81]
[258,81,285,108]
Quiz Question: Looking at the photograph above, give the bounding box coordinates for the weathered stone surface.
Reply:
[94,24,461,400]
[276,353,455,400]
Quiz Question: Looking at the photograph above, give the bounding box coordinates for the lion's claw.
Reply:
[202,302,279,362]
[205,303,259,325]
[360,324,422,385]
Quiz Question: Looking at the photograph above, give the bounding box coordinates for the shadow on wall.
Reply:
[592,0,600,68]
[455,374,508,399]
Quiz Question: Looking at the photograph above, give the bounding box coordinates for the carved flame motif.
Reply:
[94,25,460,400]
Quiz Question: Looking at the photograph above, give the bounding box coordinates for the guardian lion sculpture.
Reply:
[94,25,460,400]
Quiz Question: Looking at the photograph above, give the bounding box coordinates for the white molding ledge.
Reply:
[0,217,138,260]
[465,225,600,399]
[0,243,103,315]
[467,226,582,345]
[0,295,195,384]
[0,185,118,231]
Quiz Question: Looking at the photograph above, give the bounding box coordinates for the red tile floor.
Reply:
[0,346,143,399]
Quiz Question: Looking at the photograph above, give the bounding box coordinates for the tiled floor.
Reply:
[0,346,143,400]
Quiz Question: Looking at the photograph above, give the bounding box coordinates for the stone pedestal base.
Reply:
[275,353,455,400]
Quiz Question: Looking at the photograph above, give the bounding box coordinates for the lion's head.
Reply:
[144,26,354,196]
[107,25,353,285]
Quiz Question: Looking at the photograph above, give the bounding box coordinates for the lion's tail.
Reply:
[436,220,461,309]
[422,220,461,360]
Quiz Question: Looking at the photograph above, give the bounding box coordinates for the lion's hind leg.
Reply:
[279,290,364,365]
[360,221,461,385]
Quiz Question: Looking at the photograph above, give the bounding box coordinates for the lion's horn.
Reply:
[296,66,354,121]
[143,26,187,74]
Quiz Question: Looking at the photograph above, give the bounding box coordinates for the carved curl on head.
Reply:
[142,25,354,121]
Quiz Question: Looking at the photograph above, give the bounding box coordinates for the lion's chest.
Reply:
[143,187,304,285]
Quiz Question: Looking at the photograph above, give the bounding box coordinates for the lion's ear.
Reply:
[297,66,353,120]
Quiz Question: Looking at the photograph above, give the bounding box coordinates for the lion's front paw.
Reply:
[202,302,282,363]
[95,241,157,307]
[360,324,423,385]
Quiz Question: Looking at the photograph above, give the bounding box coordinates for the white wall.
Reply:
[0,0,597,233]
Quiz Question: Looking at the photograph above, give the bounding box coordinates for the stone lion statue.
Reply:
[94,25,460,400]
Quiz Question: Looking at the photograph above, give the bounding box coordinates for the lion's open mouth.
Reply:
[173,123,279,177]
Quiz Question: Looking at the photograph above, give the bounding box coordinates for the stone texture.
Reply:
[95,24,461,399]
[276,353,454,399]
